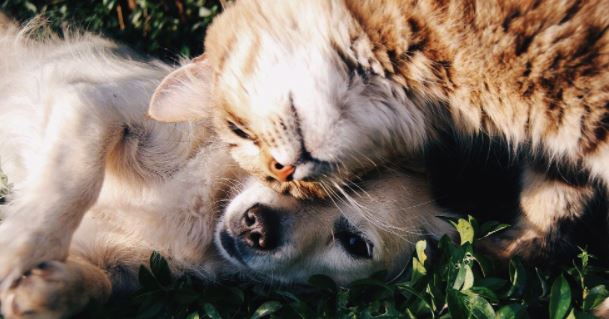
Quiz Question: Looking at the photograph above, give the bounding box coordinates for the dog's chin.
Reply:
[213,220,242,265]
[212,227,275,283]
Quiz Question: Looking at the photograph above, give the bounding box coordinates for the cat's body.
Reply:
[151,0,609,261]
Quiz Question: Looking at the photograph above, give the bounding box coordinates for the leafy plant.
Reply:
[74,216,609,318]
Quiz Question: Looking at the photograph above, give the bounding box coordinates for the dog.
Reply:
[0,23,453,318]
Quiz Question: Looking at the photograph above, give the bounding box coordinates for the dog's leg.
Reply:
[0,86,122,288]
[0,257,112,319]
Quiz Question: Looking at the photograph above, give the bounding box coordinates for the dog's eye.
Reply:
[336,231,373,259]
[334,217,373,259]
[227,121,251,140]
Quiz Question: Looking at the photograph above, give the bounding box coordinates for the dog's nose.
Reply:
[269,158,295,182]
[238,204,280,251]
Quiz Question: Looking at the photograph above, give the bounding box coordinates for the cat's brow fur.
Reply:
[207,0,609,164]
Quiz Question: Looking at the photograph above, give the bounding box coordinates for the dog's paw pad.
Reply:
[1,261,86,319]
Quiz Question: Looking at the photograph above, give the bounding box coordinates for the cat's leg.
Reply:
[0,85,123,288]
[478,164,596,263]
[0,257,112,319]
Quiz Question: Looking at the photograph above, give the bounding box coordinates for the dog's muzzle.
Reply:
[219,204,283,263]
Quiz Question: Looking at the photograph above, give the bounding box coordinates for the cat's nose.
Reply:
[238,204,280,251]
[269,158,295,182]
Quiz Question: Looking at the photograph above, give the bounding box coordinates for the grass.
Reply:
[2,2,609,318]
[1,0,221,62]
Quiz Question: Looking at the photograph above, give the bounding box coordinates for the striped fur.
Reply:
[179,0,609,264]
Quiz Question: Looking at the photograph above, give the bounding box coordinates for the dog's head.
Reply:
[215,170,453,285]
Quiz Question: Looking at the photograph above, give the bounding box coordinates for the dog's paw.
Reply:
[0,225,70,289]
[0,261,90,319]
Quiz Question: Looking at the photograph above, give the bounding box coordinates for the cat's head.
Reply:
[149,0,427,198]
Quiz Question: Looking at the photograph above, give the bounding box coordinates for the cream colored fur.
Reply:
[0,24,454,318]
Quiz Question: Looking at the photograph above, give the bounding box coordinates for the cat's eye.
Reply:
[334,217,373,259]
[227,121,251,140]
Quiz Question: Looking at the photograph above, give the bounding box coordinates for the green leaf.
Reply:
[250,301,283,319]
[173,289,199,304]
[570,310,598,319]
[199,7,212,17]
[397,284,435,317]
[479,221,510,239]
[549,275,572,319]
[472,251,494,277]
[507,258,527,298]
[566,309,576,319]
[583,285,609,311]
[138,265,159,290]
[464,293,495,319]
[149,251,171,286]
[185,312,200,319]
[411,257,427,282]
[410,240,427,283]
[536,267,551,299]
[446,288,468,319]
[496,304,526,319]
[308,275,337,292]
[0,164,11,200]
[273,290,300,303]
[456,218,475,244]
[462,264,475,291]
[203,303,222,319]
[136,301,164,319]
[477,277,508,291]
[287,299,314,319]
[24,1,38,13]
[453,265,467,290]
[468,286,499,303]
[416,240,428,264]
[407,297,434,318]
[577,248,591,270]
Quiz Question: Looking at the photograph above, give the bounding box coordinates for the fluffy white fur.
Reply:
[0,23,453,318]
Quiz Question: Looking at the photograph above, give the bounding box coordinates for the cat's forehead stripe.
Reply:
[241,35,261,78]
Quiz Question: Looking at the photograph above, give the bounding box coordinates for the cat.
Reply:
[150,0,609,262]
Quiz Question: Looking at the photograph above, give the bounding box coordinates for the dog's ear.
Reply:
[148,55,212,122]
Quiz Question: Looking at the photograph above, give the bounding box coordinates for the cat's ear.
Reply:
[148,55,213,122]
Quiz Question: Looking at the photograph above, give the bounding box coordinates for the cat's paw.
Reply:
[0,261,90,319]
[475,226,541,263]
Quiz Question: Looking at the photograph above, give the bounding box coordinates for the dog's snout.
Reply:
[238,204,280,251]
